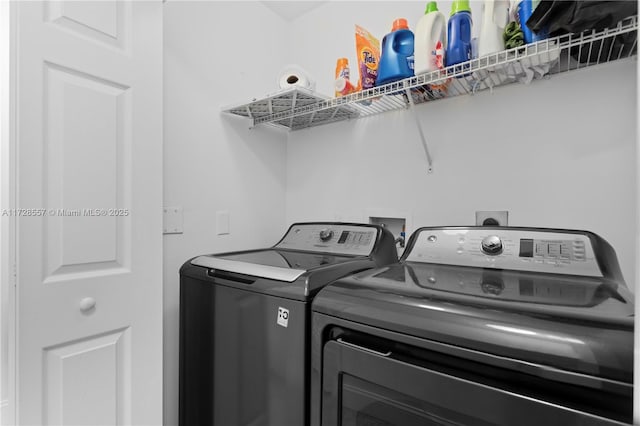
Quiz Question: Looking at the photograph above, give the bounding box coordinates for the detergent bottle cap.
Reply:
[392,18,409,31]
[450,0,471,16]
[336,58,349,69]
[425,2,439,14]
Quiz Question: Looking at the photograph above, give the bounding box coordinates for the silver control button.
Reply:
[319,229,334,242]
[481,235,503,255]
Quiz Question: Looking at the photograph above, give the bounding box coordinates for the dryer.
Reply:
[311,226,634,426]
[180,222,398,426]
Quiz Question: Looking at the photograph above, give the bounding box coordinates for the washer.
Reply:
[179,222,398,426]
[311,226,634,426]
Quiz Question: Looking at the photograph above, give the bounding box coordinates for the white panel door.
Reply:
[14,1,162,425]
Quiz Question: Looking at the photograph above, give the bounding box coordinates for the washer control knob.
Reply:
[319,229,334,242]
[481,235,503,255]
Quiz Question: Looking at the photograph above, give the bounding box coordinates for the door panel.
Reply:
[44,1,129,51]
[43,62,131,280]
[44,328,131,426]
[15,1,162,424]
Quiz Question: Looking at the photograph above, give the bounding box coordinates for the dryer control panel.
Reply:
[405,227,603,277]
[276,223,378,256]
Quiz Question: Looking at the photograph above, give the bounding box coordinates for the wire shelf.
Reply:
[222,15,637,131]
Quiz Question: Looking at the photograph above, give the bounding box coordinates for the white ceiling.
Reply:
[261,1,327,21]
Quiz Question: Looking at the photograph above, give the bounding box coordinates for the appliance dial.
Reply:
[319,229,334,242]
[481,235,503,255]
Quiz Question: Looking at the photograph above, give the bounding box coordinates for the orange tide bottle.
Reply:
[335,58,351,97]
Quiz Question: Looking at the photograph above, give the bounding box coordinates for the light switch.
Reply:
[163,206,183,234]
[216,210,230,235]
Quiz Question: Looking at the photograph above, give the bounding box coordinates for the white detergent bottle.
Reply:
[478,0,509,57]
[414,1,446,75]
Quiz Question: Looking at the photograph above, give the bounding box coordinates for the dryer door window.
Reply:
[320,339,626,426]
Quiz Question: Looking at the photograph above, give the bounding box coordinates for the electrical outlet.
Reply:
[163,206,183,234]
[475,211,509,226]
[216,210,230,235]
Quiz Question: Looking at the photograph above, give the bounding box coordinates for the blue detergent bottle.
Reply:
[516,0,548,44]
[376,18,415,86]
[445,0,472,67]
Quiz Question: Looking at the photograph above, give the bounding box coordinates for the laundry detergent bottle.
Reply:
[513,0,547,44]
[445,0,472,67]
[376,18,415,86]
[414,2,447,74]
[478,0,509,57]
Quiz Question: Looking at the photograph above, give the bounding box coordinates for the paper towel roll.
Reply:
[278,65,316,90]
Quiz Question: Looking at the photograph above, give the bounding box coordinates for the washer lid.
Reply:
[192,249,356,282]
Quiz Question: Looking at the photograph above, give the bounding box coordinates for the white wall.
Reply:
[163,2,289,424]
[285,2,637,290]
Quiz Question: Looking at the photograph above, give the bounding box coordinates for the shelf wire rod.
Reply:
[586,29,596,65]
[628,37,637,59]
[361,101,380,115]
[374,97,393,113]
[245,105,253,119]
[378,96,396,112]
[308,110,317,126]
[486,70,500,91]
[606,34,616,62]
[383,95,403,109]
[288,91,298,129]
[380,94,399,109]
[378,96,396,111]
[576,31,585,69]
[328,106,341,121]
[429,87,440,102]
[616,42,625,61]
[368,98,386,113]
[369,99,388,113]
[267,99,273,115]
[449,78,461,96]
[510,61,522,83]
[405,88,433,173]
[420,88,435,103]
[387,94,407,107]
[357,104,373,117]
[457,77,472,95]
[567,33,573,72]
[447,81,460,97]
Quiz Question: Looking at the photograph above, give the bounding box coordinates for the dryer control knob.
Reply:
[481,235,503,255]
[319,229,334,242]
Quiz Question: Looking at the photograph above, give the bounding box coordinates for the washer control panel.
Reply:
[276,223,378,256]
[406,228,602,277]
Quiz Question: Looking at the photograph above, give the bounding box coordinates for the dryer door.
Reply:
[320,339,629,426]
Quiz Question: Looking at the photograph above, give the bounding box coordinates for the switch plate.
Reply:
[216,210,230,235]
[163,206,183,234]
[475,211,509,226]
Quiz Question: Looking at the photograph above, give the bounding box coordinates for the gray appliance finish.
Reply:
[179,222,398,426]
[311,226,634,426]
